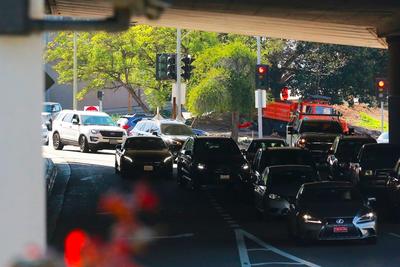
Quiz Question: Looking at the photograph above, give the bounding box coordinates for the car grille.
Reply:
[319,217,361,239]
[325,217,354,225]
[100,131,123,138]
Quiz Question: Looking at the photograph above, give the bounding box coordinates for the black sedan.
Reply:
[115,136,173,179]
[288,182,377,244]
[254,165,318,219]
[244,138,286,164]
[177,137,251,190]
[327,135,376,181]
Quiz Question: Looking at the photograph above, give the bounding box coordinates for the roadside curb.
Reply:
[43,149,71,242]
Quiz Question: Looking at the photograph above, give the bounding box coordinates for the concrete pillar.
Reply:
[388,36,400,144]
[0,0,45,265]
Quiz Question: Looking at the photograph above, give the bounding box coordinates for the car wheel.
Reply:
[79,135,89,153]
[52,132,64,150]
[90,148,98,153]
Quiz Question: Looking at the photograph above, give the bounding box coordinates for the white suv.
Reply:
[52,110,126,153]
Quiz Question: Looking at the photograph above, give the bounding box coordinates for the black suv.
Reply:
[244,138,286,164]
[327,135,376,181]
[177,137,250,189]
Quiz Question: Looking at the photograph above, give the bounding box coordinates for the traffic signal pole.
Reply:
[176,28,183,121]
[256,36,263,138]
[388,36,400,144]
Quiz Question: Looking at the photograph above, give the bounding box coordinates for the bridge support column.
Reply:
[0,0,45,265]
[388,36,400,144]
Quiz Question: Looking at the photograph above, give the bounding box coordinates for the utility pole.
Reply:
[381,100,384,132]
[256,36,263,138]
[176,28,183,121]
[73,32,78,110]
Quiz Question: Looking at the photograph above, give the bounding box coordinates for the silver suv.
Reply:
[52,110,126,153]
[129,119,193,153]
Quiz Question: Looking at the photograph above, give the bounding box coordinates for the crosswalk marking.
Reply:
[235,229,320,267]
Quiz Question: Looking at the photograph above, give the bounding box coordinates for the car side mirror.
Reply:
[116,144,122,150]
[367,197,376,206]
[72,119,79,125]
[152,131,158,136]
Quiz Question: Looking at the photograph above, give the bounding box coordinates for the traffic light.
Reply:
[181,55,195,80]
[376,78,388,100]
[156,53,168,80]
[167,54,177,80]
[255,64,269,89]
[97,90,104,101]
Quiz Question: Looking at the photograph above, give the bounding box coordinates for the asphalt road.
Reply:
[45,145,400,267]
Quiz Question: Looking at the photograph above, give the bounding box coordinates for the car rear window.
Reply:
[360,146,400,169]
[161,124,193,136]
[248,140,286,153]
[268,168,316,187]
[300,121,342,134]
[195,139,241,156]
[263,150,314,169]
[336,139,376,161]
[125,138,167,150]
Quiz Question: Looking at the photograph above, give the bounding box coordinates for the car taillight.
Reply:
[122,124,129,130]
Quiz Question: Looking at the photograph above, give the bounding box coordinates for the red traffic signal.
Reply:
[257,66,267,74]
[281,87,289,101]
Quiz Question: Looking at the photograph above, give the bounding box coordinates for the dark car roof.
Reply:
[194,136,233,141]
[302,181,354,189]
[125,136,163,140]
[268,165,313,171]
[265,147,304,152]
[251,138,285,142]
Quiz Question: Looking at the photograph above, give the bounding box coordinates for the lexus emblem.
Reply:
[336,219,344,224]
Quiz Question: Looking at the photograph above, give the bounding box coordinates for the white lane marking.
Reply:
[235,228,251,267]
[389,232,400,239]
[235,229,320,267]
[247,248,271,252]
[252,262,304,266]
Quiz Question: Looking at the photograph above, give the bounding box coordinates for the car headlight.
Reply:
[241,163,250,171]
[357,212,376,223]
[302,214,322,224]
[364,170,374,176]
[297,138,307,147]
[90,129,100,135]
[163,156,172,163]
[268,193,281,200]
[197,163,206,170]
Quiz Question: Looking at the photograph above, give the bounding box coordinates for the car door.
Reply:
[70,114,81,143]
[60,113,73,141]
[180,138,194,179]
[254,168,268,211]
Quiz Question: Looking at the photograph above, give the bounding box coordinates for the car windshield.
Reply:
[43,104,54,113]
[124,138,166,150]
[161,124,193,136]
[361,146,400,169]
[301,187,362,203]
[268,168,316,187]
[195,139,241,156]
[336,139,375,161]
[248,140,286,153]
[81,115,116,126]
[300,121,342,134]
[263,151,314,170]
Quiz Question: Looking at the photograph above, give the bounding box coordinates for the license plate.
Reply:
[109,139,118,144]
[333,226,348,233]
[144,165,154,171]
[220,175,230,180]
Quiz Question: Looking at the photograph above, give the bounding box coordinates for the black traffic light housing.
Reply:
[97,90,104,101]
[255,64,269,89]
[167,54,177,80]
[181,55,195,81]
[376,78,388,100]
[156,53,168,80]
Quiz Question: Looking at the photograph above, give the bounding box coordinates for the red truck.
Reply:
[262,96,349,136]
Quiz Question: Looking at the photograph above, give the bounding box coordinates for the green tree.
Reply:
[187,41,256,140]
[45,26,177,112]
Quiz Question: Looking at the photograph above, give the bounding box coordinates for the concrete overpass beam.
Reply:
[388,36,400,144]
